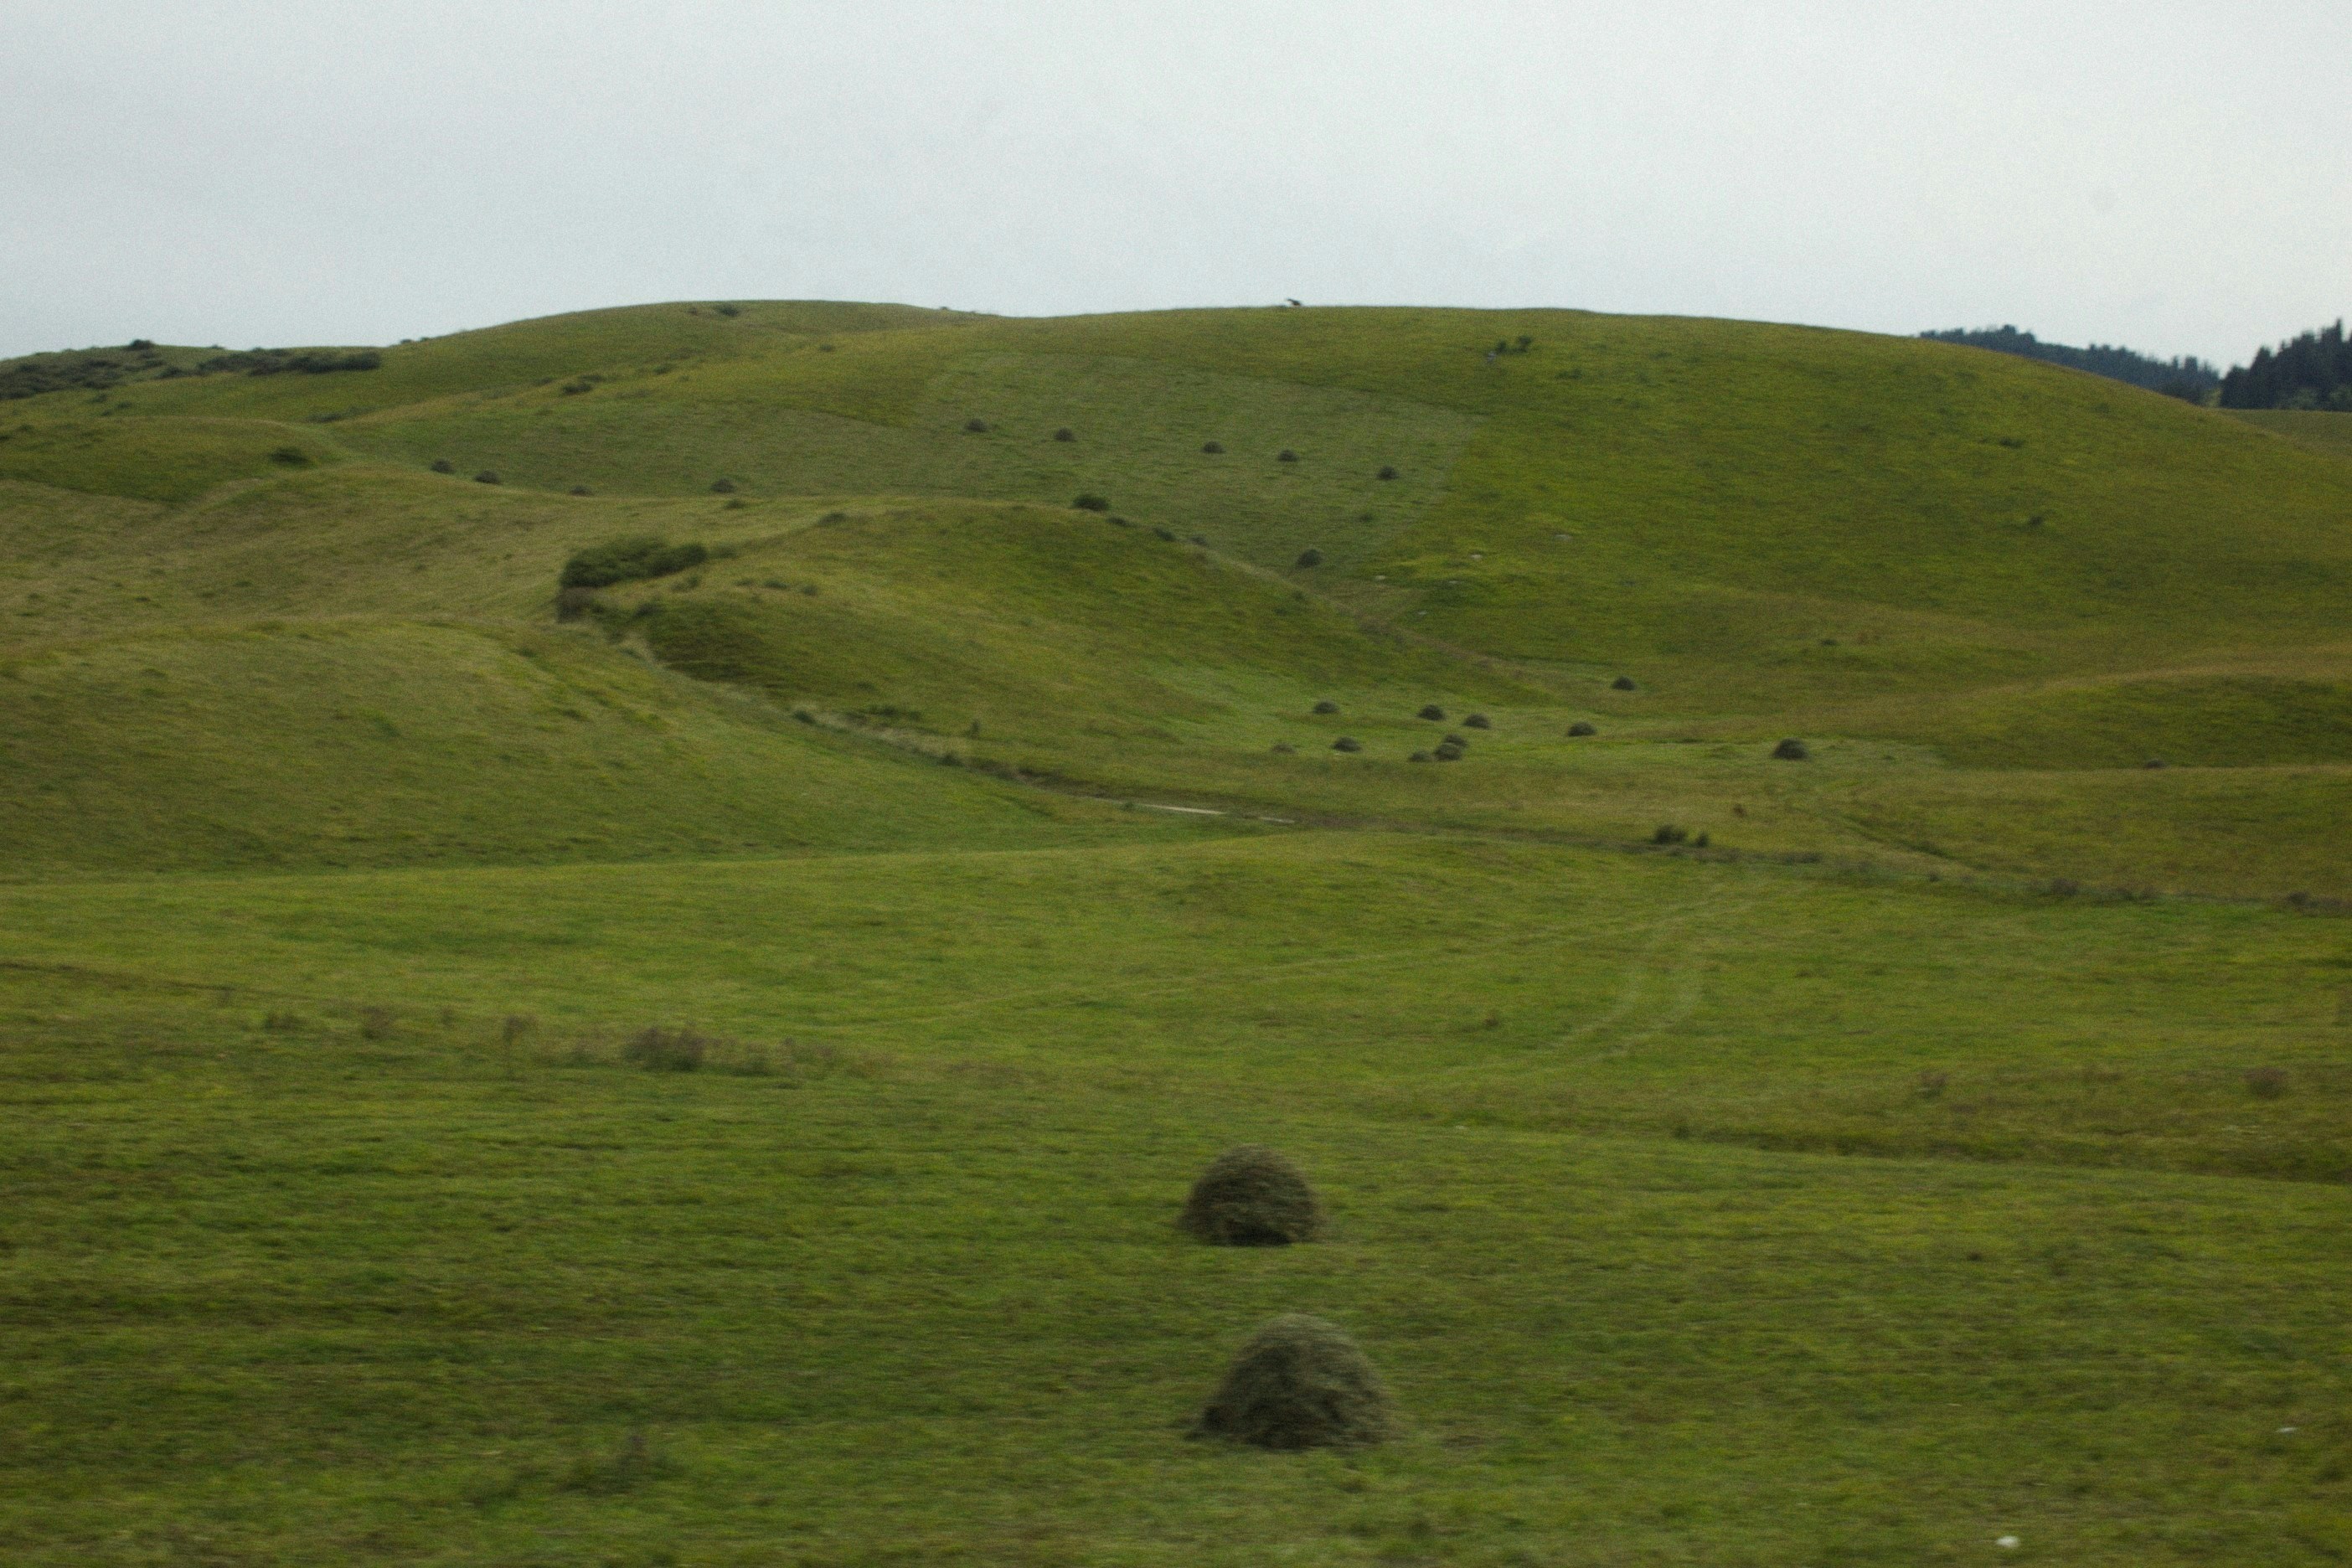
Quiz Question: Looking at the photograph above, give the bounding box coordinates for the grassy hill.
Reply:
[2,300,2348,1563]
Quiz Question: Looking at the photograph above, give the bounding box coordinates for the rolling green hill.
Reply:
[3,301,2348,1564]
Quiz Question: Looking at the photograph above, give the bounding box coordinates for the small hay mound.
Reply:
[1330,735,1362,753]
[1417,704,1446,721]
[1772,737,1810,761]
[1180,1145,1323,1245]
[1312,699,1339,714]
[1194,1314,1391,1451]
[1295,547,1323,568]
[1463,713,1491,729]
[1610,675,1637,692]
[1567,721,1596,736]
[430,458,456,474]
[1201,441,1225,454]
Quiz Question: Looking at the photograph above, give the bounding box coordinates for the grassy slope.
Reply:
[2,838,2346,1564]
[5,302,2352,1562]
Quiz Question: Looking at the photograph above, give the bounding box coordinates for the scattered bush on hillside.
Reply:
[1295,548,1323,568]
[570,485,592,496]
[1201,441,1224,454]
[1153,525,1178,541]
[1772,738,1810,761]
[714,303,741,318]
[622,1025,707,1072]
[1194,1314,1391,1450]
[1180,1145,1323,1245]
[357,1007,395,1040]
[1567,721,1596,736]
[560,536,709,589]
[1653,824,1689,845]
[709,477,736,494]
[1611,676,1638,692]
[1434,739,1465,761]
[1277,449,1299,463]
[2142,757,2167,770]
[1694,831,1711,848]
[560,379,593,395]
[554,586,600,622]
[1417,704,1446,721]
[1515,334,1534,352]
[269,446,308,465]
[474,471,502,485]
[2245,1066,2290,1099]
[964,418,989,433]
[1463,714,1491,730]
[1410,750,1432,762]
[1331,736,1362,752]
[431,459,456,473]
[1072,493,1110,512]
[1376,465,1398,480]
[1055,427,1075,441]
[1107,515,1132,527]
[1312,699,1339,714]
[197,348,382,378]
[1188,534,1208,546]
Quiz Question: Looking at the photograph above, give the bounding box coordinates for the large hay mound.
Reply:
[1194,1314,1393,1450]
[1179,1145,1323,1246]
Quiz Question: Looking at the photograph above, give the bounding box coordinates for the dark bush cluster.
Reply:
[1277,449,1299,463]
[1772,737,1810,761]
[1376,465,1399,480]
[1295,548,1323,568]
[1331,735,1362,752]
[430,458,456,474]
[1653,824,1689,845]
[1433,735,1466,761]
[1200,441,1225,454]
[1054,426,1075,441]
[1417,704,1446,721]
[1611,675,1638,692]
[1567,721,1596,736]
[964,417,990,433]
[1312,699,1339,714]
[709,477,736,494]
[1463,714,1490,730]
[1072,493,1111,512]
[622,1026,708,1072]
[269,446,309,466]
[198,348,382,377]
[560,535,709,589]
[475,471,501,485]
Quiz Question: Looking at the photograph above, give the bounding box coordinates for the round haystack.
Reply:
[1180,1145,1323,1246]
[1194,1314,1392,1450]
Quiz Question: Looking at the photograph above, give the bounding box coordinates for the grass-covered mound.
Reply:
[1194,1315,1392,1449]
[1179,1146,1323,1245]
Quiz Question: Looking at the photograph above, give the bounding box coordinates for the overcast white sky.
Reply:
[2,2,2344,365]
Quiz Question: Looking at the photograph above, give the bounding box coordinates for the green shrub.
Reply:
[1567,721,1596,736]
[569,484,592,496]
[268,446,308,465]
[1417,704,1445,721]
[474,471,501,485]
[1072,493,1111,512]
[1463,714,1491,729]
[1200,441,1224,454]
[1295,547,1323,568]
[622,1025,706,1072]
[1653,824,1689,845]
[1376,465,1398,480]
[1611,675,1638,692]
[1312,700,1339,714]
[1180,1146,1323,1245]
[1054,427,1075,441]
[709,477,736,494]
[554,586,600,622]
[430,459,455,474]
[964,418,989,433]
[1194,1315,1391,1450]
[560,536,709,589]
[1277,449,1299,463]
[1410,750,1432,762]
[1331,736,1362,753]
[1772,738,1810,761]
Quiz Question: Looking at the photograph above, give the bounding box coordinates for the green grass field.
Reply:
[2,302,2348,1564]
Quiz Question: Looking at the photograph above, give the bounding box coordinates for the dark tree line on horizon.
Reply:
[2216,322,2351,411]
[1918,325,2219,401]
